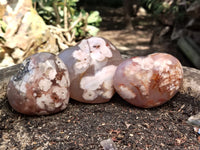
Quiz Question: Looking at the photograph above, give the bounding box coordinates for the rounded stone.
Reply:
[7,52,70,115]
[58,37,123,103]
[113,53,183,108]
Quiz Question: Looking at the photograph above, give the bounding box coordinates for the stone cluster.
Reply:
[7,37,183,115]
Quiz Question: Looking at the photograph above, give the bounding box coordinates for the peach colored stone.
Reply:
[113,53,183,108]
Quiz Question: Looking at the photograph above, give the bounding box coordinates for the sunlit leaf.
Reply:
[43,6,54,12]
[87,11,102,24]
[86,25,99,36]
[0,20,7,33]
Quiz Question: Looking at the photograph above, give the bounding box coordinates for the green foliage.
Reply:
[32,0,102,39]
[141,0,195,21]
[78,0,122,8]
[0,19,6,44]
[142,0,172,15]
[0,20,6,33]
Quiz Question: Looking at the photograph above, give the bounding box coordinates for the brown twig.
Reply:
[82,12,89,36]
[68,12,83,31]
[63,0,71,42]
[53,2,60,25]
[47,4,85,48]
[64,0,68,30]
[47,12,83,33]
[47,12,84,47]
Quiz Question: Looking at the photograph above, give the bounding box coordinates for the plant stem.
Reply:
[53,1,60,25]
[64,0,68,29]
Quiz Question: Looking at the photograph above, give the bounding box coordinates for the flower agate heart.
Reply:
[59,37,122,103]
[7,52,70,115]
[113,53,183,108]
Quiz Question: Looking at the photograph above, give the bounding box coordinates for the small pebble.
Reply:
[100,138,118,150]
[194,127,200,134]
[129,134,134,137]
[188,113,200,127]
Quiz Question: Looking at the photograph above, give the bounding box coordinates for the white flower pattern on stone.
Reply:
[80,65,117,101]
[88,37,113,61]
[72,37,113,74]
[72,49,90,74]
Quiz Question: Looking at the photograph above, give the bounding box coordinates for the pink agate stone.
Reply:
[7,52,70,115]
[59,37,122,103]
[113,53,183,108]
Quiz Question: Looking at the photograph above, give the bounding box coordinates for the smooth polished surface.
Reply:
[59,37,122,103]
[7,52,70,115]
[114,53,183,108]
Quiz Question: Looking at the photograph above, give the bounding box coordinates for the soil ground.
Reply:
[0,5,200,150]
[0,91,199,149]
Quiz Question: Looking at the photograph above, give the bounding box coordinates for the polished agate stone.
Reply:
[59,37,122,103]
[113,53,183,108]
[7,52,70,115]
